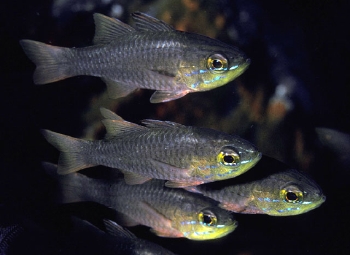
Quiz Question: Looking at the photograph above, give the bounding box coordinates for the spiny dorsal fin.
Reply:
[93,13,135,44]
[141,119,185,128]
[103,219,137,239]
[131,12,175,32]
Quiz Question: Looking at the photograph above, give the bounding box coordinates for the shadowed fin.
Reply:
[93,13,135,45]
[131,12,175,32]
[41,129,95,174]
[139,202,175,235]
[149,159,191,179]
[102,78,137,99]
[100,107,123,121]
[219,202,258,214]
[123,172,152,185]
[150,228,184,238]
[101,119,146,139]
[20,39,73,84]
[42,162,90,204]
[150,90,190,103]
[103,219,137,239]
[114,211,139,227]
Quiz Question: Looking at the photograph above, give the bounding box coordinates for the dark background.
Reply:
[0,0,349,254]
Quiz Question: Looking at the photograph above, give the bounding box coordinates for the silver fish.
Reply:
[42,108,261,188]
[44,163,237,240]
[185,169,326,216]
[20,12,250,103]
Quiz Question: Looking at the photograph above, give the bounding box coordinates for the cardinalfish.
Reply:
[20,12,250,103]
[185,169,326,216]
[44,162,237,240]
[41,108,261,188]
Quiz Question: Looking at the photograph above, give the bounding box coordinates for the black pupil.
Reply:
[203,214,213,225]
[224,155,234,164]
[212,59,223,69]
[286,192,298,201]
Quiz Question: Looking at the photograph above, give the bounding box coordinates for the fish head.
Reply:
[173,204,237,240]
[192,131,262,182]
[178,36,250,92]
[251,170,326,216]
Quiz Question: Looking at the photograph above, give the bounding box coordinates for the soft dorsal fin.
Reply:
[93,13,135,44]
[141,119,185,128]
[131,12,175,32]
[102,119,147,139]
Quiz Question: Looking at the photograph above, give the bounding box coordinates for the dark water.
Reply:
[1,0,349,254]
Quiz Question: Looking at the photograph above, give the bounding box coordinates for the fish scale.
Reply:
[20,12,250,103]
[42,108,261,187]
[44,162,237,240]
[186,169,326,216]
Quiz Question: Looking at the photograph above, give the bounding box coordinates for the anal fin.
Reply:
[102,78,137,99]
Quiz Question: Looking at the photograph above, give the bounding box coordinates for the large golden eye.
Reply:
[217,146,240,166]
[198,210,217,226]
[207,54,228,73]
[280,186,303,203]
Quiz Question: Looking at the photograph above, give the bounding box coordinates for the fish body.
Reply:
[20,12,250,103]
[68,218,177,255]
[42,108,261,187]
[100,219,177,255]
[44,163,237,240]
[186,169,326,216]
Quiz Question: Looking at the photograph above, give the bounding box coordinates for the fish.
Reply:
[185,169,326,216]
[100,219,177,255]
[43,162,238,240]
[0,204,176,255]
[67,217,178,255]
[42,107,261,188]
[19,12,250,103]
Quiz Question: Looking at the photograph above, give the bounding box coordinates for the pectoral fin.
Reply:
[139,202,182,237]
[149,158,191,179]
[123,172,152,185]
[150,90,190,103]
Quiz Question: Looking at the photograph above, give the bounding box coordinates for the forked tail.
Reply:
[20,39,74,84]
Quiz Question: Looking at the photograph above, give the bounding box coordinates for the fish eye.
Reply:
[280,185,303,203]
[207,54,228,73]
[217,146,240,166]
[198,210,217,226]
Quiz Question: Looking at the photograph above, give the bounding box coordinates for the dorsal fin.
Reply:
[93,13,135,44]
[103,219,137,239]
[100,107,123,120]
[141,119,185,128]
[102,119,147,139]
[131,12,175,32]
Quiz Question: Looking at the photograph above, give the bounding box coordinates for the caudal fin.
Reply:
[20,39,74,84]
[41,129,96,174]
[42,162,91,203]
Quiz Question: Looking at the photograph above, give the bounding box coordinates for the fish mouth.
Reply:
[242,151,262,166]
[229,57,251,71]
